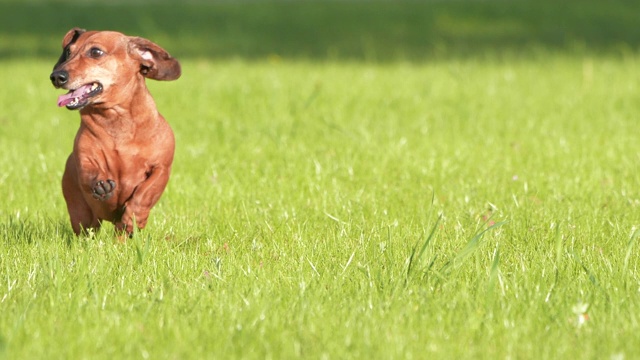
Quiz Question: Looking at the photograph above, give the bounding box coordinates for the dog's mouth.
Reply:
[57,82,103,110]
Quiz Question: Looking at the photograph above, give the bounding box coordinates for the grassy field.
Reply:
[2,1,640,359]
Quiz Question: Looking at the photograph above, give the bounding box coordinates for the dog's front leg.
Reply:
[117,165,171,234]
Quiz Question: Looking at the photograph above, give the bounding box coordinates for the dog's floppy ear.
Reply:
[54,28,86,69]
[62,27,86,48]
[128,37,181,81]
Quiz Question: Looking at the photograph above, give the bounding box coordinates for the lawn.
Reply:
[1,1,640,359]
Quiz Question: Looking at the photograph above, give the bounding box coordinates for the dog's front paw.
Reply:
[92,179,116,200]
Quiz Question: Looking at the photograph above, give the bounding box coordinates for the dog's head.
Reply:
[50,28,181,110]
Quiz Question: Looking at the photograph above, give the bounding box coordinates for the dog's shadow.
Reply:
[0,215,75,246]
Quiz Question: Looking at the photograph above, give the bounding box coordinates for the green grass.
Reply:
[2,1,640,359]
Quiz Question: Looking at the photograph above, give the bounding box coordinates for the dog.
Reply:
[50,28,181,236]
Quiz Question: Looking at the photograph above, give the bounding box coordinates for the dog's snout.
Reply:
[50,70,69,88]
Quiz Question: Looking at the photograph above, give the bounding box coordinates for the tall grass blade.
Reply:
[546,222,563,302]
[441,221,507,275]
[554,222,564,271]
[486,245,501,305]
[572,250,610,305]
[405,214,442,282]
[622,227,640,280]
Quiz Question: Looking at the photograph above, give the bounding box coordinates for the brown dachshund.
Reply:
[50,28,181,236]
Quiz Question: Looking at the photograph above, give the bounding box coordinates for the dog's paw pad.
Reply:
[92,179,116,200]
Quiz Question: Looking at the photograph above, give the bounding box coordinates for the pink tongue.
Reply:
[57,84,93,107]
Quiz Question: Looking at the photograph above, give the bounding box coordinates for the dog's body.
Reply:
[50,28,180,235]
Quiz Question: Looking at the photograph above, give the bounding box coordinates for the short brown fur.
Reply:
[50,28,181,236]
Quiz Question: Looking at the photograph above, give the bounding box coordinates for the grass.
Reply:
[2,1,640,359]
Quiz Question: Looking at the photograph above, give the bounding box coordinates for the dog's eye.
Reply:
[89,47,105,58]
[65,48,71,60]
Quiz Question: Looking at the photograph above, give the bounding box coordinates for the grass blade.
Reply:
[441,221,507,275]
[622,227,640,279]
[406,214,442,282]
[486,244,501,305]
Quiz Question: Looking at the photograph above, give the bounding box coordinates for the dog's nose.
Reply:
[50,70,69,88]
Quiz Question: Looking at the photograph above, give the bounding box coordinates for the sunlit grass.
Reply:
[1,51,640,358]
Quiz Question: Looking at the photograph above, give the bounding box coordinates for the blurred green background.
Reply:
[1,0,639,62]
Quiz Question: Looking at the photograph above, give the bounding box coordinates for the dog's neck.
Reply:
[79,80,161,142]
